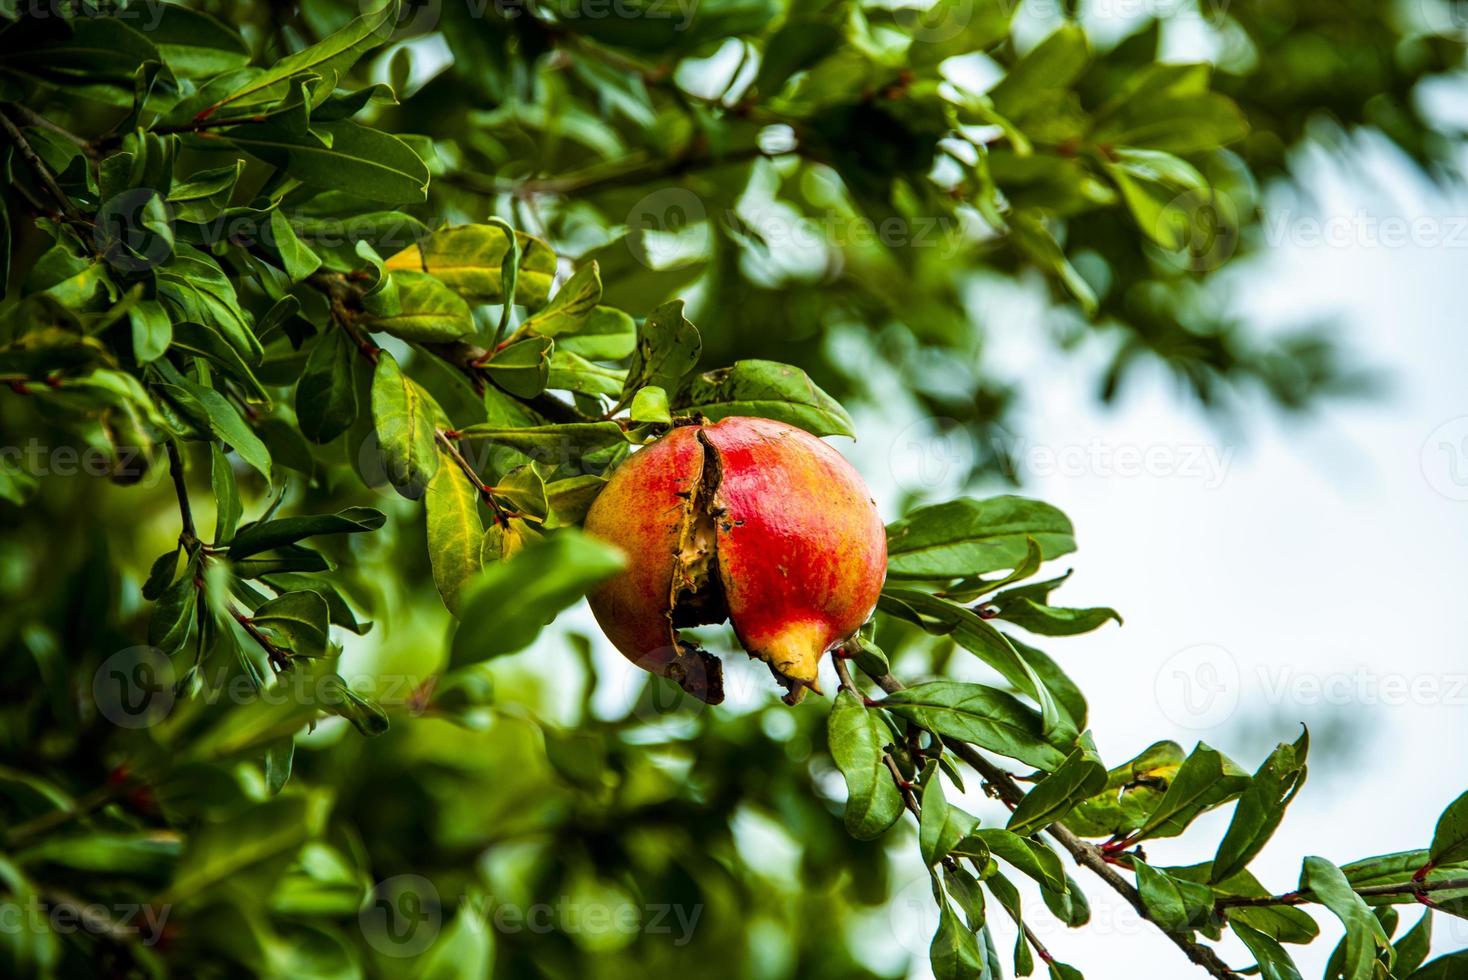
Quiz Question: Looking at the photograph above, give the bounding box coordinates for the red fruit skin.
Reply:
[703,418,886,693]
[584,416,886,703]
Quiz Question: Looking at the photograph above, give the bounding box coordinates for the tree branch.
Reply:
[448,144,789,199]
[166,441,198,548]
[864,668,1243,980]
[0,106,85,223]
[1216,877,1468,909]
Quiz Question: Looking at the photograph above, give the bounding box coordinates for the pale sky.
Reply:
[837,126,1468,978]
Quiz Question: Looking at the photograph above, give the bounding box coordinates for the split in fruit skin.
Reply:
[583,417,887,705]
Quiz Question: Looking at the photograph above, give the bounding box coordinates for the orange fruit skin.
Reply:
[582,425,704,679]
[583,417,886,702]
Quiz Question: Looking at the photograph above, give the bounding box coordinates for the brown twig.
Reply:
[166,442,198,548]
[0,107,83,221]
[232,608,291,671]
[1215,877,1468,910]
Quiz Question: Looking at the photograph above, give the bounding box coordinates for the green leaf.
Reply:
[1041,871,1091,928]
[1211,730,1309,883]
[1089,65,1249,153]
[150,5,251,79]
[252,591,331,660]
[905,0,1013,68]
[383,224,557,305]
[199,2,397,114]
[1135,743,1249,841]
[165,794,323,904]
[1065,740,1184,839]
[413,898,495,979]
[1392,912,1433,978]
[263,737,294,797]
[170,322,269,403]
[295,330,359,444]
[1404,952,1468,980]
[674,359,855,438]
[318,674,390,736]
[1010,213,1098,316]
[228,507,386,560]
[628,385,671,424]
[1429,790,1468,867]
[1191,867,1319,944]
[879,590,1075,740]
[485,337,552,399]
[129,298,173,363]
[1232,922,1304,980]
[1007,745,1107,836]
[362,270,476,343]
[210,445,241,545]
[545,475,607,528]
[969,829,1066,892]
[3,467,48,509]
[263,210,322,282]
[168,161,244,223]
[370,351,440,499]
[15,832,179,879]
[450,531,625,668]
[988,24,1090,120]
[1300,856,1393,980]
[1133,860,1214,933]
[877,681,1067,770]
[928,907,982,980]
[556,307,637,360]
[929,888,986,980]
[165,372,274,484]
[223,118,429,205]
[493,464,548,520]
[454,422,629,464]
[157,248,262,365]
[260,573,371,636]
[426,444,485,616]
[920,767,977,865]
[549,349,626,398]
[991,596,1122,637]
[985,872,1033,976]
[522,262,603,337]
[621,300,701,405]
[142,548,180,601]
[487,217,519,339]
[148,558,199,655]
[1102,149,1210,250]
[828,690,905,841]
[886,496,1076,579]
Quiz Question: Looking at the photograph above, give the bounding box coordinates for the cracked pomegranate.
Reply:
[584,417,886,705]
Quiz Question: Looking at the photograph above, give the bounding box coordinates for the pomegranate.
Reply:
[584,417,886,705]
